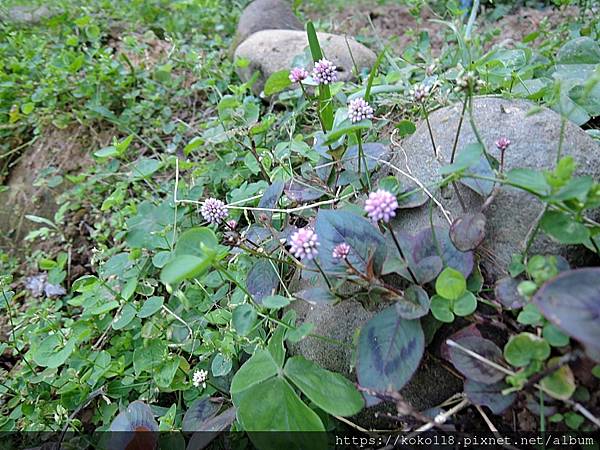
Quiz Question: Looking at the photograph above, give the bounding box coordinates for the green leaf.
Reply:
[543,324,569,347]
[323,120,371,145]
[540,358,576,401]
[504,332,550,367]
[430,295,454,323]
[395,119,416,137]
[540,211,589,245]
[232,304,257,336]
[262,295,290,309]
[138,296,164,318]
[161,255,212,285]
[506,168,551,195]
[435,267,466,301]
[284,356,364,416]
[211,354,232,377]
[32,335,76,369]
[235,377,325,441]
[155,358,179,388]
[356,305,424,400]
[132,158,161,179]
[264,70,292,96]
[452,291,477,316]
[439,143,483,175]
[133,339,167,375]
[112,303,137,330]
[230,349,279,395]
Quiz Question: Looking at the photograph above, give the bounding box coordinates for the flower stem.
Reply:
[314,259,333,290]
[422,103,437,158]
[356,130,371,192]
[386,223,419,284]
[451,94,469,164]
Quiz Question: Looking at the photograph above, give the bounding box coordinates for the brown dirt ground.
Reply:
[307,2,580,55]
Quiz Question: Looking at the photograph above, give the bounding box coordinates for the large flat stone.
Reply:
[231,0,303,53]
[234,29,376,95]
[380,96,600,281]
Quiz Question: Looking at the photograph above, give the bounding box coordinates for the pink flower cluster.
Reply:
[289,227,320,261]
[289,67,309,83]
[201,198,228,224]
[332,242,351,260]
[348,98,374,123]
[364,189,398,223]
[312,59,337,85]
[495,137,511,151]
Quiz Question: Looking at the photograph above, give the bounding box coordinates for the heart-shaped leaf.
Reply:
[294,287,337,305]
[450,213,486,251]
[284,356,364,416]
[464,380,516,414]
[182,397,222,432]
[448,336,505,384]
[254,181,284,221]
[412,227,474,278]
[315,209,386,275]
[284,180,324,203]
[495,277,526,309]
[533,268,600,350]
[357,305,424,403]
[246,259,279,303]
[394,285,430,319]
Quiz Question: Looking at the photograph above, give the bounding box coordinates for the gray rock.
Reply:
[234,29,376,95]
[231,0,303,54]
[3,5,56,24]
[288,292,462,429]
[380,96,600,281]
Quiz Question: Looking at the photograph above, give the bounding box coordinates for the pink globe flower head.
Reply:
[289,227,320,261]
[348,97,374,123]
[226,219,238,230]
[201,197,228,224]
[365,189,398,223]
[411,84,431,103]
[332,242,351,261]
[289,67,309,83]
[495,137,511,152]
[312,59,337,85]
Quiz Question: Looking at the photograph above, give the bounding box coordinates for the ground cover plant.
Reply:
[1,0,599,448]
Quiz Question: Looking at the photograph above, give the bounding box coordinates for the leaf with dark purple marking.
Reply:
[246,259,279,304]
[533,268,600,350]
[186,407,237,450]
[394,285,430,319]
[254,181,284,221]
[495,277,526,309]
[465,380,516,414]
[448,336,505,384]
[284,180,324,202]
[450,213,486,251]
[182,397,222,432]
[315,210,387,275]
[440,324,482,361]
[412,227,474,278]
[357,305,424,406]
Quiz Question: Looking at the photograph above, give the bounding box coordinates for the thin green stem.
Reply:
[313,259,332,290]
[386,224,419,284]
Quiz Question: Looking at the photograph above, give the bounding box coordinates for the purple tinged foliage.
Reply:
[332,242,351,260]
[109,401,159,450]
[24,274,66,298]
[312,59,337,85]
[201,197,228,224]
[347,97,374,123]
[289,67,309,83]
[364,189,398,223]
[289,227,320,260]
